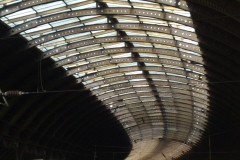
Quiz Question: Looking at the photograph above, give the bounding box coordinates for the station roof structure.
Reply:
[0,0,239,160]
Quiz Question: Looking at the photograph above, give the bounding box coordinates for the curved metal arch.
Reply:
[110,96,187,108]
[96,87,208,103]
[41,39,238,89]
[37,29,198,57]
[5,7,192,35]
[9,17,240,63]
[116,111,205,128]
[0,0,190,18]
[92,84,208,98]
[110,100,206,118]
[32,91,202,148]
[122,116,204,130]
[54,47,203,73]
[126,117,205,137]
[98,91,209,109]
[34,24,239,73]
[83,74,206,90]
[4,3,239,63]
[51,45,238,93]
[81,67,204,83]
[64,59,204,79]
[126,128,200,143]
[1,1,238,92]
[68,57,201,77]
[0,0,53,17]
[124,124,199,141]
[115,107,206,126]
[18,23,240,57]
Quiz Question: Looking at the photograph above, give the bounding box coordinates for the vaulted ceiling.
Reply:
[0,0,239,160]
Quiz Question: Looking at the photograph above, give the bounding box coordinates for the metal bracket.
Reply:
[0,89,9,106]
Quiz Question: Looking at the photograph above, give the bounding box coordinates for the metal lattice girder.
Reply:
[55,47,203,67]
[0,0,190,18]
[27,25,197,50]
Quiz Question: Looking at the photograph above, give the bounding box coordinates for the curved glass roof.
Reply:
[0,0,209,159]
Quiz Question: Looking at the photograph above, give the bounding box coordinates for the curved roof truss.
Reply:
[0,0,210,159]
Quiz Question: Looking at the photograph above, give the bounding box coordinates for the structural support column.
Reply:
[15,142,25,160]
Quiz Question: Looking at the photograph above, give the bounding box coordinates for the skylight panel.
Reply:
[149,71,165,75]
[130,0,156,4]
[95,31,117,38]
[167,73,185,78]
[0,0,22,6]
[130,79,146,82]
[57,23,84,31]
[0,17,7,22]
[118,19,139,23]
[106,3,131,8]
[92,30,105,34]
[66,60,89,68]
[33,1,66,13]
[158,55,181,61]
[50,18,80,27]
[111,53,131,58]
[170,22,195,32]
[87,55,111,63]
[145,63,162,67]
[65,32,90,40]
[179,49,201,56]
[154,44,177,50]
[52,49,76,58]
[26,16,41,22]
[84,18,107,25]
[77,44,101,53]
[104,42,125,49]
[152,78,168,82]
[25,24,51,34]
[125,71,143,75]
[140,18,168,26]
[173,10,191,17]
[133,42,152,47]
[5,8,35,20]
[79,15,100,21]
[96,65,118,72]
[118,62,138,67]
[72,2,97,10]
[13,20,24,26]
[164,65,184,70]
[64,0,87,5]
[138,53,157,58]
[105,73,124,79]
[39,37,65,48]
[110,80,128,85]
[77,70,96,77]
[132,3,161,11]
[147,32,173,39]
[125,31,146,36]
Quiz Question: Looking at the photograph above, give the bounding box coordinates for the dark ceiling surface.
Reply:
[0,16,132,160]
[0,0,240,160]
